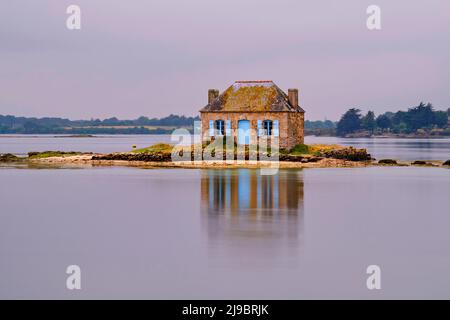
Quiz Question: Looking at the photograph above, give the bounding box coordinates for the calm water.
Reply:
[1,134,449,160]
[306,136,450,161]
[0,166,449,299]
[0,134,171,156]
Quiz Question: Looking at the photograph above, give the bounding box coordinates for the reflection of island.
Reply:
[200,169,305,266]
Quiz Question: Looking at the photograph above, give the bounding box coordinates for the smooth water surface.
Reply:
[306,136,450,161]
[0,134,173,156]
[1,166,449,299]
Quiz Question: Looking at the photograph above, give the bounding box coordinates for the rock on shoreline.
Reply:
[320,147,372,161]
[91,145,372,163]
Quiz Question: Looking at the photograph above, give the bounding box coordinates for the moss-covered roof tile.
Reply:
[200,81,305,113]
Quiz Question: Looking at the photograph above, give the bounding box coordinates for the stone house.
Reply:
[199,80,305,150]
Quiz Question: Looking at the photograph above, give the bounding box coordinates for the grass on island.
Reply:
[0,153,25,162]
[28,151,82,159]
[131,143,174,154]
[130,142,345,157]
[286,143,345,156]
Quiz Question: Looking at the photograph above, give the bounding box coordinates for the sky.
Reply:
[1,0,449,121]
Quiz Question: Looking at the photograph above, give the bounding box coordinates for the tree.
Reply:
[433,111,448,128]
[405,102,435,131]
[304,120,336,129]
[135,116,150,126]
[376,114,391,132]
[23,121,48,134]
[362,111,376,133]
[102,117,120,125]
[396,122,408,133]
[392,111,407,126]
[336,108,362,136]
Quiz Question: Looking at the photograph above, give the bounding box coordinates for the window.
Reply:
[263,120,273,135]
[209,120,214,136]
[215,120,225,135]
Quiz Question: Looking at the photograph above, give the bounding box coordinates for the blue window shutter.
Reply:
[257,120,262,136]
[226,120,231,136]
[273,120,279,136]
[209,120,214,136]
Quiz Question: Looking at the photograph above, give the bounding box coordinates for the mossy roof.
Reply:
[200,81,305,113]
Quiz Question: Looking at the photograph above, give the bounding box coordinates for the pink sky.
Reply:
[1,0,449,120]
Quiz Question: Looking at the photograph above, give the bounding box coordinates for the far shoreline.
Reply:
[2,133,450,139]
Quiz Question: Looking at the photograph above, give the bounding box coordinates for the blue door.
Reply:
[237,120,250,145]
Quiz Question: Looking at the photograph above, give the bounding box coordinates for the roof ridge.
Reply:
[234,80,273,83]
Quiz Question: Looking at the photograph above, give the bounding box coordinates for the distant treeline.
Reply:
[0,114,200,134]
[1,104,449,136]
[0,112,336,135]
[304,120,337,136]
[304,120,336,129]
[336,103,450,137]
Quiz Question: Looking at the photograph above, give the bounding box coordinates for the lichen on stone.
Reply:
[201,81,302,113]
[221,85,278,112]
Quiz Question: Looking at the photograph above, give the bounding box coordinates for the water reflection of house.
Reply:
[200,169,304,266]
[201,169,304,215]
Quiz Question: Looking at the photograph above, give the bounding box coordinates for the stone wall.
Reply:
[287,112,305,147]
[200,111,304,150]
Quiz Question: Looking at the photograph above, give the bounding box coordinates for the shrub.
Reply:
[28,151,81,159]
[321,147,371,161]
[289,144,310,155]
[0,153,22,162]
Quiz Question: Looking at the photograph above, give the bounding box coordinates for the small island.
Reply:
[1,143,449,169]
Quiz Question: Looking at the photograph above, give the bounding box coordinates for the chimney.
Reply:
[208,89,219,104]
[288,88,299,107]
